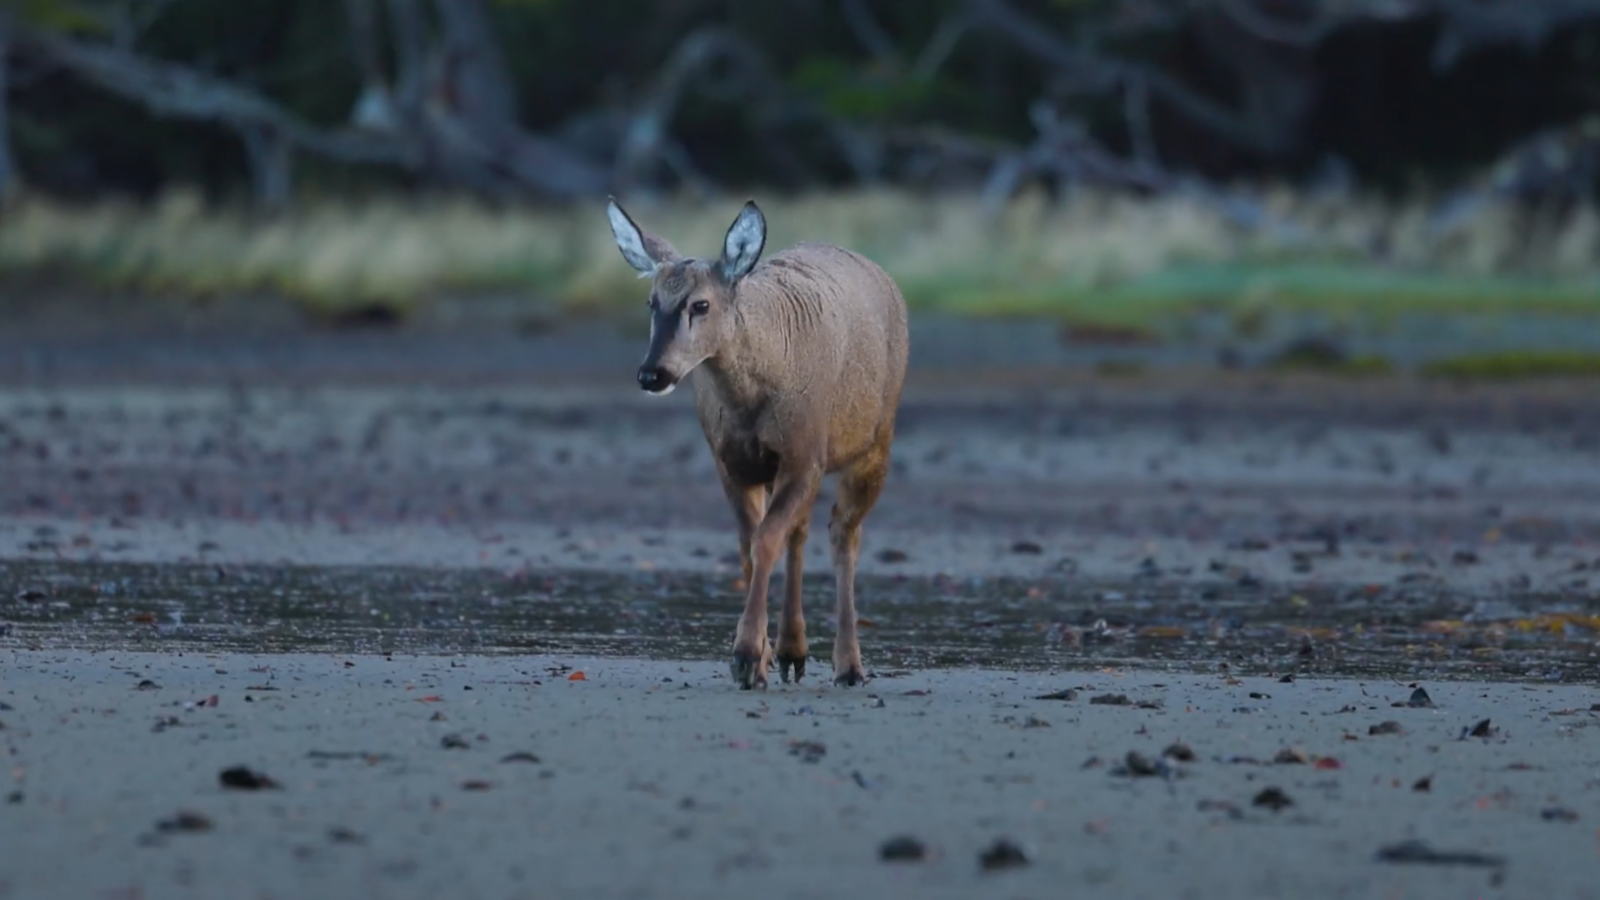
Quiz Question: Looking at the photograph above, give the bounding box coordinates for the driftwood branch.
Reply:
[1217,0,1330,46]
[15,7,613,202]
[614,25,884,194]
[111,0,181,52]
[983,98,1320,247]
[841,0,898,67]
[15,26,421,170]
[962,0,1292,156]
[910,14,969,83]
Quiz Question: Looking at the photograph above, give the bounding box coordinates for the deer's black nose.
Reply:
[637,366,667,392]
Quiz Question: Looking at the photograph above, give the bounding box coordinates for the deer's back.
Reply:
[715,242,908,473]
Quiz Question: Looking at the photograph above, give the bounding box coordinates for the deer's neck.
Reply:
[700,297,788,414]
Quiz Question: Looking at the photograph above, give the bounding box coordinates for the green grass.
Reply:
[1,186,1598,329]
[1421,351,1600,380]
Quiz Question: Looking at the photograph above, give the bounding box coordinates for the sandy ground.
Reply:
[2,649,1597,900]
[2,302,1599,898]
[2,376,1600,596]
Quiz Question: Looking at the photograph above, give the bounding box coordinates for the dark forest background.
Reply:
[2,0,1597,209]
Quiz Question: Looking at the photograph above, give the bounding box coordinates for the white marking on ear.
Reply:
[720,200,767,283]
[607,197,659,276]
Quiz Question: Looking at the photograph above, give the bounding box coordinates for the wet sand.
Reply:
[2,302,1599,897]
[3,649,1597,900]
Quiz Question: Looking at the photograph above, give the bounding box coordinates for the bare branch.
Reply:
[386,0,429,111]
[239,123,292,209]
[910,14,968,83]
[842,0,899,66]
[344,0,400,132]
[1429,0,1600,70]
[343,0,386,88]
[430,0,516,126]
[961,0,1290,155]
[19,9,611,201]
[14,25,421,169]
[1216,0,1329,46]
[982,97,1319,247]
[0,8,16,200]
[1123,77,1158,166]
[615,25,883,192]
[112,0,180,52]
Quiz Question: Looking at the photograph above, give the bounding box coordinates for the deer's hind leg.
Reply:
[829,441,891,687]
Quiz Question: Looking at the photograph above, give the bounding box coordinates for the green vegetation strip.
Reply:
[3,193,1598,330]
[1421,351,1600,380]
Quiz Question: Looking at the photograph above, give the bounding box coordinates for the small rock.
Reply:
[135,680,160,691]
[1369,720,1403,736]
[1162,742,1196,762]
[875,549,909,564]
[1273,747,1309,765]
[1467,718,1497,739]
[879,835,927,862]
[1405,687,1434,708]
[218,767,280,790]
[1375,839,1504,868]
[327,827,365,845]
[156,811,214,833]
[461,780,493,791]
[1009,540,1043,555]
[978,838,1029,871]
[1541,807,1579,822]
[441,733,471,750]
[1252,787,1294,811]
[788,739,826,763]
[1412,776,1432,792]
[1033,688,1077,701]
[1122,751,1162,777]
[499,751,541,764]
[1089,693,1131,706]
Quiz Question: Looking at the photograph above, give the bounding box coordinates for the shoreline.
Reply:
[2,649,1595,899]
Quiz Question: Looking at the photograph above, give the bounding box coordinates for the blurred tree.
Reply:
[0,0,1596,209]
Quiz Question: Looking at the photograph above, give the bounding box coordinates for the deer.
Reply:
[605,196,910,690]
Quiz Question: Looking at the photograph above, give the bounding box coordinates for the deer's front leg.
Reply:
[732,462,821,690]
[775,515,810,683]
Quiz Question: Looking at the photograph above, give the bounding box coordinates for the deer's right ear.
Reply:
[607,198,661,277]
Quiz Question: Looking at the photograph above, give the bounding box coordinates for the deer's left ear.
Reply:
[719,200,766,283]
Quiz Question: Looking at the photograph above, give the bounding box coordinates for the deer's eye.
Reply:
[690,300,711,316]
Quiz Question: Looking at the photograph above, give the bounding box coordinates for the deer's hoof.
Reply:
[730,654,768,690]
[777,653,806,684]
[833,665,867,687]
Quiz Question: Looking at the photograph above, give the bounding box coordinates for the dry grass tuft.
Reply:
[1,185,1597,324]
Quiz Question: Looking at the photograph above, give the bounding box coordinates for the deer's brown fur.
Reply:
[607,198,909,689]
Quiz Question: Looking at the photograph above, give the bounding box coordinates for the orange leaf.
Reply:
[568,671,587,682]
[418,695,444,702]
